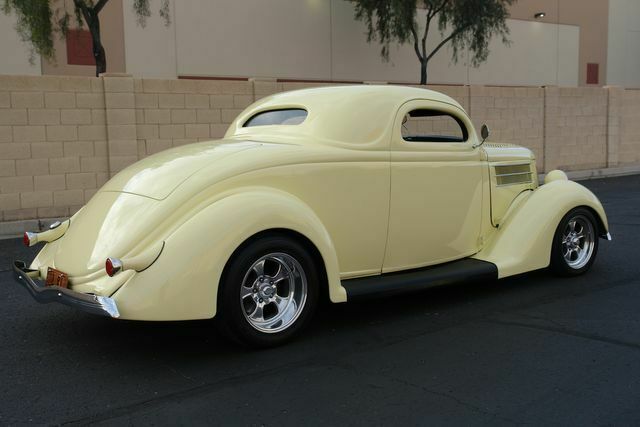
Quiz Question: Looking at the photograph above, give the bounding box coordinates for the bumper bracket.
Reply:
[13,261,120,318]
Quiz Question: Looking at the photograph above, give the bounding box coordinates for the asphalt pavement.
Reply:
[1,175,639,426]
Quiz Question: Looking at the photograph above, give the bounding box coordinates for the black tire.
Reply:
[550,207,599,276]
[217,233,319,348]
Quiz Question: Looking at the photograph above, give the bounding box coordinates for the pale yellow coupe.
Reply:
[14,86,610,347]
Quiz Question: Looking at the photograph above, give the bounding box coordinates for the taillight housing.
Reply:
[23,232,37,247]
[105,258,123,277]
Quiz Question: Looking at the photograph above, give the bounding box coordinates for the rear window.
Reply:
[244,109,307,127]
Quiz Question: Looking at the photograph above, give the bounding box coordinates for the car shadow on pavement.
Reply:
[44,268,560,360]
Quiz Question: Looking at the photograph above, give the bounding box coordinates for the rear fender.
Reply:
[111,187,344,320]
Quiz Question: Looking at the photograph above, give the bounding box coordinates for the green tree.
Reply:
[2,0,170,76]
[352,0,516,85]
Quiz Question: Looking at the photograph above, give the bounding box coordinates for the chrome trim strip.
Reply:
[492,162,531,167]
[13,261,120,318]
[495,171,533,177]
[496,183,534,187]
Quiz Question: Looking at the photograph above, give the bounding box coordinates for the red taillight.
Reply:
[23,231,36,247]
[105,258,123,277]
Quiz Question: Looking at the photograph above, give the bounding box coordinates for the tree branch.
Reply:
[422,0,448,62]
[94,0,110,14]
[426,24,471,61]
[432,0,448,17]
[410,24,423,61]
[73,0,92,25]
[421,13,430,59]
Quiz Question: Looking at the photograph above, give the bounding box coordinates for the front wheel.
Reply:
[550,207,599,276]
[217,234,319,348]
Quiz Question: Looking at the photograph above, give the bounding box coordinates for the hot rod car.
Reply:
[14,85,610,347]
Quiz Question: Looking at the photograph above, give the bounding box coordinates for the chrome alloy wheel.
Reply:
[561,214,595,270]
[240,253,308,333]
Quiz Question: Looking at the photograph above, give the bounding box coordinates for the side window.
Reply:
[243,108,307,127]
[401,109,468,143]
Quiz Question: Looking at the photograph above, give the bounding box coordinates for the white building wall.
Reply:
[0,11,41,75]
[122,0,177,78]
[122,0,579,86]
[607,0,640,88]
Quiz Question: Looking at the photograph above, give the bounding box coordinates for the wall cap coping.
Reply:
[248,77,277,82]
[99,73,132,78]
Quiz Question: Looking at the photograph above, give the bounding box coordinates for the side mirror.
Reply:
[473,124,490,149]
[481,124,490,142]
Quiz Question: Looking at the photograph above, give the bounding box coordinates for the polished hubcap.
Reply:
[240,253,307,333]
[561,215,595,269]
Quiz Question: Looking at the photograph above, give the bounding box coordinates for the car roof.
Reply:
[262,84,462,108]
[227,85,466,146]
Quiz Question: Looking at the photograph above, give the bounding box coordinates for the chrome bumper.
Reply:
[13,261,120,318]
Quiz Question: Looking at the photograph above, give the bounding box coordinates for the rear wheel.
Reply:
[550,207,599,276]
[217,234,319,348]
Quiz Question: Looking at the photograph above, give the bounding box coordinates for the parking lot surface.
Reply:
[1,175,639,426]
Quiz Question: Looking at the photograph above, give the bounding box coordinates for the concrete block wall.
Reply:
[469,85,544,171]
[0,76,108,222]
[544,87,608,171]
[1,75,639,223]
[133,78,253,161]
[618,89,640,165]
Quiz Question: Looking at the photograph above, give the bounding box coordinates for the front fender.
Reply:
[111,187,345,321]
[474,179,609,278]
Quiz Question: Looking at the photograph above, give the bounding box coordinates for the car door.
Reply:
[383,99,484,273]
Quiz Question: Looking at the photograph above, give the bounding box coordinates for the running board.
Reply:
[341,258,498,300]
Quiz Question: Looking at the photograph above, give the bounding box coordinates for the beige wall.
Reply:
[41,0,126,76]
[123,0,579,86]
[0,75,109,221]
[607,0,640,87]
[0,11,42,76]
[544,87,608,170]
[1,75,639,222]
[509,0,610,86]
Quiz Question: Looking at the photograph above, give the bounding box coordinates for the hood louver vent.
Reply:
[494,164,533,186]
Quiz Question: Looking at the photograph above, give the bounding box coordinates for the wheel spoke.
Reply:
[248,303,264,321]
[240,285,254,299]
[568,220,576,232]
[252,259,265,277]
[271,264,289,284]
[273,295,288,314]
[279,300,298,325]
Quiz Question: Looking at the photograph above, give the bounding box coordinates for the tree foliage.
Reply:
[3,0,170,76]
[352,0,516,84]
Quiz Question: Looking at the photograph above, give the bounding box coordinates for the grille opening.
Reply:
[494,164,532,186]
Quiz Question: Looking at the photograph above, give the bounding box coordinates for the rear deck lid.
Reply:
[101,140,259,200]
